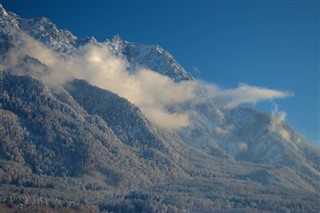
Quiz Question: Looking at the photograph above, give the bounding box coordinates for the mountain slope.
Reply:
[65,79,167,151]
[0,72,185,186]
[179,101,320,180]
[1,72,319,212]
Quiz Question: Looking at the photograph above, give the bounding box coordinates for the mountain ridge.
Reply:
[0,4,191,82]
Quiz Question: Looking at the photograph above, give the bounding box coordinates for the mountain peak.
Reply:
[0,4,8,17]
[108,34,127,55]
[110,34,125,47]
[111,34,122,42]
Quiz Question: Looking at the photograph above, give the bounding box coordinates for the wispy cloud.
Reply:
[214,83,293,108]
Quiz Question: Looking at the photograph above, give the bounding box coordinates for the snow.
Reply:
[106,35,193,82]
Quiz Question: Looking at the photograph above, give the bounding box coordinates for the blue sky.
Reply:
[1,0,319,146]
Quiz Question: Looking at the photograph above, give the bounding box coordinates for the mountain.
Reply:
[1,72,319,212]
[0,4,320,212]
[0,4,190,82]
[0,4,77,56]
[107,34,193,82]
[179,102,320,180]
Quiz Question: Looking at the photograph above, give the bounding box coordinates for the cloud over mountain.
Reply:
[1,34,292,129]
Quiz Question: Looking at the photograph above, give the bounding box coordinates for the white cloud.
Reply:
[214,83,293,108]
[1,34,293,130]
[2,35,196,129]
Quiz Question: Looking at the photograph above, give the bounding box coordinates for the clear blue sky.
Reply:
[1,0,319,146]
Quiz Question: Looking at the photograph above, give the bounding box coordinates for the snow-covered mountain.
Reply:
[0,4,191,82]
[107,34,193,82]
[0,4,319,212]
[180,102,320,179]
